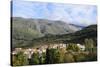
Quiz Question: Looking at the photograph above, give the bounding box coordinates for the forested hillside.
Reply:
[12,17,83,48]
[12,17,97,48]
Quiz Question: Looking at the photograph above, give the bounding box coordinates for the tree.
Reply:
[45,48,51,64]
[64,53,74,63]
[46,48,65,64]
[86,51,97,61]
[66,43,80,52]
[85,38,94,52]
[45,48,57,64]
[53,48,65,63]
[73,53,87,62]
[29,53,39,65]
[12,51,29,66]
[39,52,46,64]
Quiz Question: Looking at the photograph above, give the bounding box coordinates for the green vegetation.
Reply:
[12,51,29,66]
[12,23,97,48]
[66,43,80,52]
[45,48,65,64]
[11,17,97,66]
[29,53,40,65]
[73,53,87,62]
[12,38,97,66]
[64,53,74,63]
[12,17,82,48]
[85,38,94,52]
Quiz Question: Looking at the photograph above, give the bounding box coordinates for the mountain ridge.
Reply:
[12,17,82,37]
[12,17,97,48]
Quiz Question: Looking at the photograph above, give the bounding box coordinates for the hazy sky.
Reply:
[12,0,97,26]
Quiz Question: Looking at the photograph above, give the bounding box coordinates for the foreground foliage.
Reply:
[12,38,97,66]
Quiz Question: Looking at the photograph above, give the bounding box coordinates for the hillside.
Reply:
[12,17,97,48]
[12,17,83,48]
[12,17,82,37]
[25,24,97,48]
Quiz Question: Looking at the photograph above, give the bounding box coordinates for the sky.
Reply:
[12,0,97,26]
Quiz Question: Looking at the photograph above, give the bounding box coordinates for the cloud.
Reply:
[12,0,97,26]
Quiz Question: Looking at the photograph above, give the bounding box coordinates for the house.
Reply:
[12,48,22,55]
[23,48,34,59]
[58,43,66,48]
[12,51,17,55]
[52,44,58,49]
[77,43,85,51]
[15,48,22,51]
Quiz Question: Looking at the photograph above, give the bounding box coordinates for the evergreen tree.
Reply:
[54,48,65,63]
[85,38,94,52]
[46,48,65,64]
[45,48,51,64]
[29,53,39,65]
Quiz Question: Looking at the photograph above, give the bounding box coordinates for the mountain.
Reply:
[66,24,97,44]
[12,17,93,48]
[24,24,97,48]
[12,17,82,39]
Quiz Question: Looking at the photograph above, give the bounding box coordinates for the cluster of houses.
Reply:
[12,43,85,59]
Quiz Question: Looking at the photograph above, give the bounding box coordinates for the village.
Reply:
[12,43,85,59]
